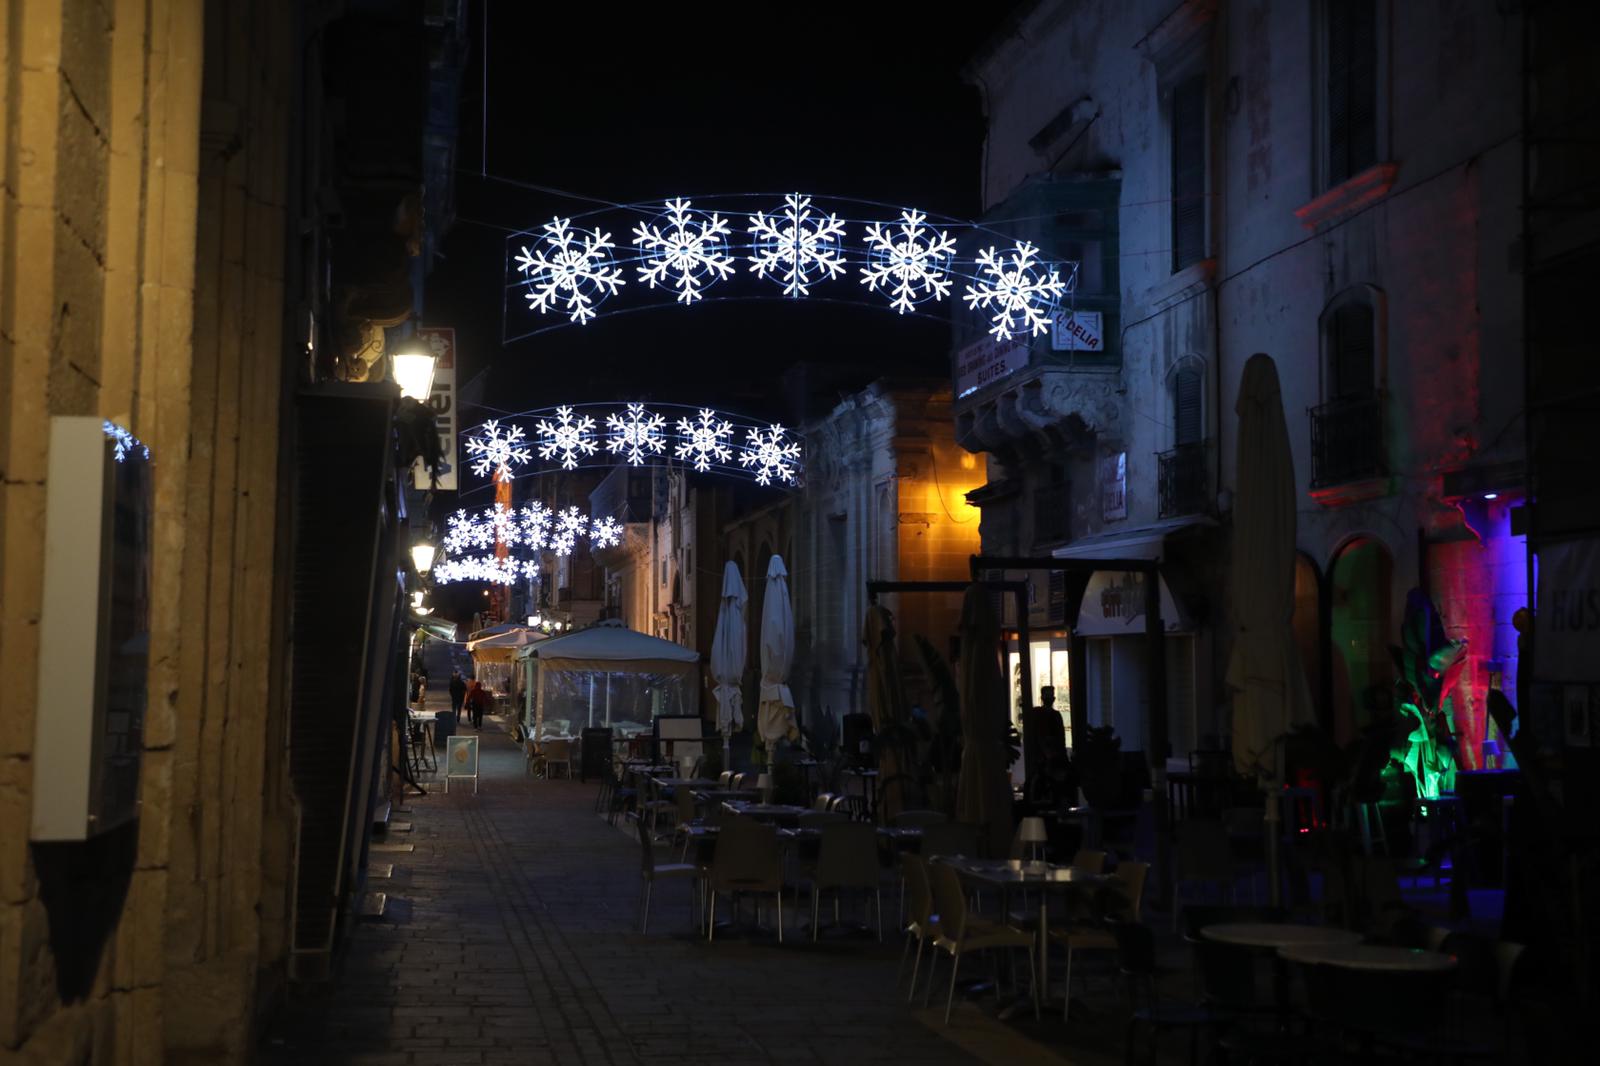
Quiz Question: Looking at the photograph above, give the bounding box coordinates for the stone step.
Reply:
[356,892,387,920]
[370,842,414,853]
[370,863,393,879]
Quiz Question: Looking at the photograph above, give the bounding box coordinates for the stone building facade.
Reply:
[0,3,460,1061]
[957,0,1528,763]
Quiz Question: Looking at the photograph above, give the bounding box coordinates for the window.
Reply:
[1170,74,1206,272]
[1326,0,1378,186]
[1327,301,1375,398]
[1173,365,1203,445]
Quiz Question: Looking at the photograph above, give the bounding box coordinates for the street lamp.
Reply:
[410,538,436,575]
[391,340,437,402]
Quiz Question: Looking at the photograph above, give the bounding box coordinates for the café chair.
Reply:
[634,814,701,935]
[924,861,1039,1025]
[1050,860,1149,1020]
[897,854,941,999]
[706,817,785,943]
[810,822,884,942]
[1111,918,1212,1066]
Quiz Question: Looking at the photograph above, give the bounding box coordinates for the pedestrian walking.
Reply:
[465,679,489,730]
[449,670,467,723]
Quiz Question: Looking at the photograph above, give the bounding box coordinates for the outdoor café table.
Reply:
[720,801,810,825]
[936,856,1111,1012]
[650,777,717,791]
[1277,942,1456,973]
[692,788,761,805]
[1202,922,1363,1022]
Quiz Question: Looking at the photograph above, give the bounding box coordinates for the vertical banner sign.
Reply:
[1100,452,1127,521]
[413,327,458,490]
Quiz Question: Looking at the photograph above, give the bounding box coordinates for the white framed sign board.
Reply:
[445,735,479,794]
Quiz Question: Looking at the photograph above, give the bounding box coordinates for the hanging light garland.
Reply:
[503,193,1079,342]
[432,501,626,587]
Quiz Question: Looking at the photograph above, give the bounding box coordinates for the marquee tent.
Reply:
[468,625,545,698]
[518,620,700,740]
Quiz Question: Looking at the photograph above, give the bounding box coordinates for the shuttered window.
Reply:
[1174,366,1203,445]
[1327,0,1378,186]
[1170,75,1206,272]
[1328,301,1375,398]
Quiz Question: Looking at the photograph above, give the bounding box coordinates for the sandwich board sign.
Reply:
[445,735,479,794]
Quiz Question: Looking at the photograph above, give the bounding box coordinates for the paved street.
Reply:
[258,694,1106,1066]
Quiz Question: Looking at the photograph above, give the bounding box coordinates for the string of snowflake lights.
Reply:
[432,502,626,586]
[103,420,150,462]
[460,404,802,486]
[507,195,1076,338]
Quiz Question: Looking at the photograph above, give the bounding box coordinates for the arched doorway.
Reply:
[1328,537,1395,745]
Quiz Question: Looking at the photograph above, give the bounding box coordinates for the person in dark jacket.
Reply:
[465,679,490,730]
[449,670,468,723]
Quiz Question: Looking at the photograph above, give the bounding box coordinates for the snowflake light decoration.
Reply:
[747,193,847,297]
[674,407,735,472]
[433,553,532,587]
[860,209,958,314]
[103,421,149,462]
[513,216,625,325]
[604,403,667,466]
[962,240,1067,340]
[516,501,552,551]
[631,198,735,304]
[590,515,623,549]
[738,424,802,486]
[443,510,476,555]
[464,419,532,482]
[536,405,599,470]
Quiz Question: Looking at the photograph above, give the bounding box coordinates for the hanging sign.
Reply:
[955,333,1031,399]
[445,735,479,794]
[413,327,458,491]
[1052,309,1104,352]
[1535,536,1600,683]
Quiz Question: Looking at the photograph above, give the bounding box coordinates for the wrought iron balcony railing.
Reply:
[1158,441,1209,518]
[1310,392,1387,488]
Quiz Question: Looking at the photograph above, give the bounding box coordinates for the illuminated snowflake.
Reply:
[590,515,623,549]
[550,529,577,556]
[860,209,957,314]
[103,421,149,462]
[536,405,599,470]
[604,403,668,466]
[962,240,1067,340]
[433,553,524,587]
[747,193,847,297]
[557,505,588,541]
[464,419,531,482]
[442,510,476,554]
[513,216,625,325]
[674,407,735,472]
[738,424,802,486]
[516,501,552,550]
[484,502,519,546]
[631,198,735,304]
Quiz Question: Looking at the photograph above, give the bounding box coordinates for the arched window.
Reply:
[1173,365,1203,445]
[1312,289,1386,487]
[1327,300,1375,399]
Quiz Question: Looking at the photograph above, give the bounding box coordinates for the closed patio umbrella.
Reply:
[757,555,798,755]
[710,560,748,770]
[863,603,908,820]
[956,583,1013,858]
[1225,353,1313,903]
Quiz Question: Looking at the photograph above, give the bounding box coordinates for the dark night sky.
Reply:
[427,2,1024,425]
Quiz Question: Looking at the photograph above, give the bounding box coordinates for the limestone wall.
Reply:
[0,2,296,1061]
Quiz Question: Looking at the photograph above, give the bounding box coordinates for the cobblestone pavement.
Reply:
[259,709,1098,1066]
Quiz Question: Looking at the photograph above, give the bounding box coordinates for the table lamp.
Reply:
[1019,816,1048,862]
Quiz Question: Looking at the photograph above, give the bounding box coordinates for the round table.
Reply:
[1200,922,1364,950]
[1279,943,1457,972]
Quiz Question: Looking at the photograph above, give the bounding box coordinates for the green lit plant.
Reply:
[1389,590,1467,799]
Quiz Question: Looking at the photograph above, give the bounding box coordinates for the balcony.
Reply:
[1158,442,1209,518]
[1310,392,1387,490]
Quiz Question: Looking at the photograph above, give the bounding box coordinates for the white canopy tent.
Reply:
[467,625,545,701]
[518,620,701,741]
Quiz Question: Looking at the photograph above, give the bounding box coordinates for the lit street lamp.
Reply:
[392,340,437,402]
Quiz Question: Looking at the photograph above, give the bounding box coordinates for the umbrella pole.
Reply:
[605,672,611,728]
[1265,739,1284,907]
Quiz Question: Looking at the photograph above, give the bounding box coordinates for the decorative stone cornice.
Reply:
[1295,163,1400,231]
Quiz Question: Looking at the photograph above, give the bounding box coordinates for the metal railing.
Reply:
[1157,441,1209,518]
[1310,392,1387,487]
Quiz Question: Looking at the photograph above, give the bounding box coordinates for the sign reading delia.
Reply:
[1051,309,1104,352]
[955,334,1031,399]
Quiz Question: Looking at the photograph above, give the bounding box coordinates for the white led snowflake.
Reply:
[103,421,149,462]
[747,193,847,297]
[484,502,519,546]
[443,510,476,554]
[860,209,958,314]
[590,515,623,549]
[550,529,577,557]
[738,424,802,486]
[464,419,532,482]
[516,501,552,550]
[556,505,588,541]
[536,405,599,470]
[605,403,668,466]
[433,553,532,587]
[674,407,735,472]
[962,240,1067,340]
[513,216,625,325]
[631,198,735,304]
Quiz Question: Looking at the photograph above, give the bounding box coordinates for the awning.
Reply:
[1051,518,1211,636]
